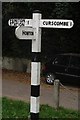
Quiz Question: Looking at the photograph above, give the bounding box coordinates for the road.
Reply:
[1,78,79,111]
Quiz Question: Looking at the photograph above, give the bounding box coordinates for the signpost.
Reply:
[8,19,32,27]
[8,10,74,120]
[15,26,35,40]
[8,18,74,29]
[40,19,74,28]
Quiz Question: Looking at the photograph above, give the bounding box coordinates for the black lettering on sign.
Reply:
[19,19,25,26]
[27,21,29,25]
[14,19,18,26]
[9,19,18,26]
[43,21,46,25]
[43,21,69,26]
[22,30,34,35]
[28,31,34,35]
[65,22,68,26]
[9,19,14,25]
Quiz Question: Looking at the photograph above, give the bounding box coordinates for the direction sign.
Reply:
[15,26,35,39]
[40,19,74,28]
[8,19,32,27]
[8,18,74,29]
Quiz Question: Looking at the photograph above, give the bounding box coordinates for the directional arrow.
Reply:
[40,19,74,28]
[15,26,35,40]
[8,19,32,27]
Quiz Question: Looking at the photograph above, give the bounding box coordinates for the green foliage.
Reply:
[2,97,79,119]
[2,2,80,59]
[2,97,29,118]
[0,97,2,120]
[40,105,79,119]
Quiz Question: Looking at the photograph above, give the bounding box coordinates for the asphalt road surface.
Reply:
[1,78,79,111]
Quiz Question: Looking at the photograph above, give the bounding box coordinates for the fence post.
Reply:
[54,79,60,109]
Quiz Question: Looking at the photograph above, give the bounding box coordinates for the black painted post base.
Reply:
[30,113,39,120]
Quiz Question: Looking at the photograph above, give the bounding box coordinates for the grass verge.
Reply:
[2,97,80,119]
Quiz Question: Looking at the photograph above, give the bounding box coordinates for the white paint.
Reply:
[31,62,40,85]
[30,12,41,117]
[30,96,40,113]
[40,19,74,28]
[32,13,42,52]
[8,19,32,27]
[15,26,35,39]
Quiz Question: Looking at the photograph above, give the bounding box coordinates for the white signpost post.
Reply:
[8,10,74,120]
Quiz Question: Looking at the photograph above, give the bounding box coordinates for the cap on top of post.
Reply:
[33,10,41,13]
